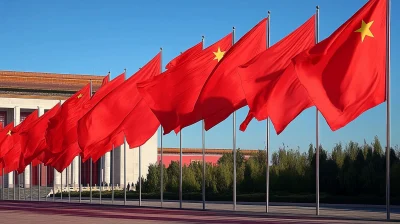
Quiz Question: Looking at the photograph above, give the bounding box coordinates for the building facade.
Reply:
[0,70,158,189]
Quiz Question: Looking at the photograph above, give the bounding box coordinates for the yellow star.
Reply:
[354,20,374,42]
[6,130,11,136]
[213,47,225,62]
[77,93,83,99]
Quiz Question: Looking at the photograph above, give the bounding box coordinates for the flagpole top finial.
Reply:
[268,11,271,14]
[316,5,319,9]
[202,35,205,39]
[160,47,163,51]
[232,26,235,31]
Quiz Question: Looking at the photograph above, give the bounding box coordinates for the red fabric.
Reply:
[293,0,387,131]
[190,18,267,131]
[102,74,110,86]
[238,16,316,134]
[137,34,232,134]
[78,53,161,155]
[18,104,60,173]
[3,111,38,173]
[0,122,15,158]
[165,41,203,70]
[46,84,91,155]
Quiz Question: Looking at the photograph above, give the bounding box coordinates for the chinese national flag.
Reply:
[0,122,15,158]
[3,110,38,173]
[46,84,91,155]
[238,16,316,133]
[78,52,161,154]
[192,18,267,131]
[18,104,60,173]
[293,0,387,131]
[165,41,203,70]
[137,34,232,134]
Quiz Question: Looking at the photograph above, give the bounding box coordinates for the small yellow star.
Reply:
[355,20,374,42]
[213,47,225,62]
[6,130,11,136]
[77,93,83,99]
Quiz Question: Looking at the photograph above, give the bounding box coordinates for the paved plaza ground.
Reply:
[0,196,399,223]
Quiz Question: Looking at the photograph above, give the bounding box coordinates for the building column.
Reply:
[104,152,111,185]
[9,106,20,188]
[55,171,61,188]
[73,157,79,188]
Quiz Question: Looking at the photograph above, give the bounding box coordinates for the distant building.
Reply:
[0,70,157,189]
[157,148,260,167]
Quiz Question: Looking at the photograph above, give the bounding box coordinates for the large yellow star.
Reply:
[77,93,83,99]
[213,47,225,62]
[354,20,374,42]
[6,130,11,136]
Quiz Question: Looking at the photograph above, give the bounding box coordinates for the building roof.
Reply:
[157,147,260,155]
[0,70,105,100]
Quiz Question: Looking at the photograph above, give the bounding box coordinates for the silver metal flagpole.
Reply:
[89,80,93,204]
[266,11,271,214]
[60,170,63,201]
[112,144,115,204]
[30,163,32,201]
[67,166,70,202]
[179,130,183,209]
[38,165,41,201]
[45,166,47,201]
[53,168,55,201]
[201,35,206,211]
[386,0,391,220]
[159,47,164,208]
[124,135,127,206]
[2,168,4,200]
[100,156,103,204]
[232,26,237,211]
[79,156,82,203]
[139,146,142,206]
[18,173,20,200]
[123,68,127,206]
[13,172,15,200]
[315,5,320,216]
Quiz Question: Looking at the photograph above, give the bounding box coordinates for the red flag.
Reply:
[237,16,316,133]
[18,104,60,173]
[46,84,91,155]
[78,52,161,154]
[102,73,110,86]
[293,0,387,131]
[0,122,15,158]
[2,110,38,173]
[165,41,203,70]
[188,18,267,131]
[137,34,233,134]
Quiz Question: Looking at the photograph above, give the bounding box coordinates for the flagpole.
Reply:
[60,170,63,201]
[385,0,391,220]
[38,165,41,201]
[201,35,206,211]
[100,156,103,204]
[179,130,183,209]
[79,156,82,203]
[89,80,93,204]
[232,26,237,211]
[315,5,320,216]
[45,166,47,201]
[53,168,55,201]
[30,163,32,201]
[67,166,70,202]
[124,136,127,206]
[2,168,4,200]
[160,47,164,208]
[139,146,142,206]
[112,144,115,204]
[265,11,271,213]
[18,173,20,200]
[123,69,127,206]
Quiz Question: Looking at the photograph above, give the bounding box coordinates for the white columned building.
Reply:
[0,70,157,191]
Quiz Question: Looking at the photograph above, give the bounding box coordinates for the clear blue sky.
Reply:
[0,0,398,153]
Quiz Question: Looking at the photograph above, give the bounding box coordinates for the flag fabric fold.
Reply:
[165,41,203,70]
[238,16,316,134]
[293,0,387,131]
[137,35,232,134]
[78,52,161,158]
